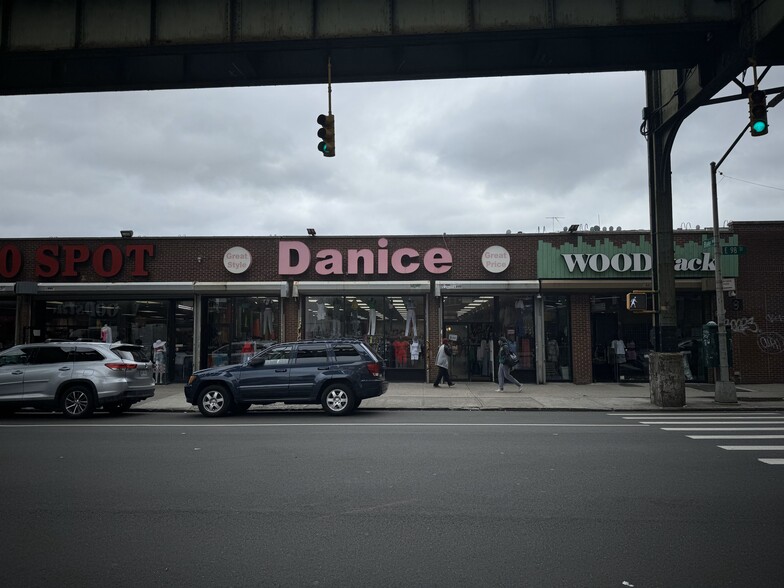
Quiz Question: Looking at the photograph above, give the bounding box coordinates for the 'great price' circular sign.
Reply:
[482,246,510,273]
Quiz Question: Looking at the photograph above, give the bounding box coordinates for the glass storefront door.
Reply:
[441,295,495,382]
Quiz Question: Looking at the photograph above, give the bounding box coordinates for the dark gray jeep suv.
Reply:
[185,339,388,416]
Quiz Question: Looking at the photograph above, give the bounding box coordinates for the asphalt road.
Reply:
[2,409,783,587]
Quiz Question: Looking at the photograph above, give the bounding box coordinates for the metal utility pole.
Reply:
[709,151,739,403]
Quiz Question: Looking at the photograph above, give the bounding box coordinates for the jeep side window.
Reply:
[293,344,328,366]
[333,344,363,364]
[262,345,293,366]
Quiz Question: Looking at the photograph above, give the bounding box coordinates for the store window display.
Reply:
[302,294,426,378]
[543,295,571,382]
[497,295,535,380]
[205,296,280,367]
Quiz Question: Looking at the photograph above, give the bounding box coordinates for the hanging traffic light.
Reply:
[748,89,768,137]
[317,114,335,157]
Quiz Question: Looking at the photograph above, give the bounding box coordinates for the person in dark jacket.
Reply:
[496,336,522,392]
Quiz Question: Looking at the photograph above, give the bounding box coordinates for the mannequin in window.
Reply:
[404,297,417,337]
[610,338,626,363]
[393,336,410,368]
[410,336,421,364]
[100,323,113,344]
[546,338,560,364]
[153,339,167,384]
[314,298,327,337]
[262,299,275,339]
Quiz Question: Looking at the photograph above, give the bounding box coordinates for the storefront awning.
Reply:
[194,282,289,297]
[293,281,430,297]
[434,280,539,296]
[36,282,196,295]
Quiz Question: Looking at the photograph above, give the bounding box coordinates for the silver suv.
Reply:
[0,342,155,418]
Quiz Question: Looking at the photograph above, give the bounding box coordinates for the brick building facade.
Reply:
[1,222,781,385]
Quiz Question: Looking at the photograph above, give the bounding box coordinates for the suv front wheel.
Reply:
[322,383,356,416]
[60,385,95,419]
[198,385,231,417]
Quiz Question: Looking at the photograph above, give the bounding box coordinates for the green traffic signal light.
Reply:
[748,89,769,137]
[317,114,335,157]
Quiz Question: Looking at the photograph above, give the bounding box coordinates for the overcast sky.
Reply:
[1,66,782,239]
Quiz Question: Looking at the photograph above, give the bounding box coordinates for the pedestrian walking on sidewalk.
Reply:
[496,336,523,392]
[433,338,455,387]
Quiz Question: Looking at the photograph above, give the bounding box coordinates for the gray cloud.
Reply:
[1,68,782,239]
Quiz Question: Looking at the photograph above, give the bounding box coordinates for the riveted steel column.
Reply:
[645,69,685,407]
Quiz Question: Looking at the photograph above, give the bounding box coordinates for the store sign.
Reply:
[561,252,715,273]
[224,246,252,274]
[0,243,154,279]
[537,237,739,279]
[278,238,452,276]
[482,246,510,273]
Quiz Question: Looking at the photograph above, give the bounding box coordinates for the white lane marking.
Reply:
[640,421,784,425]
[759,459,784,465]
[0,422,648,428]
[662,427,784,431]
[718,445,784,451]
[612,413,782,416]
[623,415,784,420]
[686,435,784,439]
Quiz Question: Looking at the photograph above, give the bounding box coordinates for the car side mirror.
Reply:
[249,356,265,367]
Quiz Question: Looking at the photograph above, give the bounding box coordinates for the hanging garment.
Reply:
[404,299,417,337]
[262,306,274,337]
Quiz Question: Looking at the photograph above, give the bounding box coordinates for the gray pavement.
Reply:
[136,380,784,412]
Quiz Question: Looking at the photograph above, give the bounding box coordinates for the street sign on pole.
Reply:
[722,245,746,255]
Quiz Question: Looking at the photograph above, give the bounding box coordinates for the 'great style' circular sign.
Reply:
[224,246,252,274]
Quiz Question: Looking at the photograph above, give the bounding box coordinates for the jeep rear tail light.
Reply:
[366,362,381,377]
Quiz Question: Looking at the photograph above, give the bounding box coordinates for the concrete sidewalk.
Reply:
[136,381,784,412]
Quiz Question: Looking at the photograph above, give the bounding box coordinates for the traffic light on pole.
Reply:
[748,89,768,137]
[317,114,335,157]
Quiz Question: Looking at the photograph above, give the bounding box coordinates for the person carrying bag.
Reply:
[433,338,455,388]
[496,336,523,393]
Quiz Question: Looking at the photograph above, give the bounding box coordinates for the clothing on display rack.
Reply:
[367,298,377,336]
[404,298,417,337]
[262,304,274,338]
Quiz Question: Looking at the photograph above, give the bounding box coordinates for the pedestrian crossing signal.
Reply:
[626,293,647,312]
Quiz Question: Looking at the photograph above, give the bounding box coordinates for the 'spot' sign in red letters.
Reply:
[0,244,154,279]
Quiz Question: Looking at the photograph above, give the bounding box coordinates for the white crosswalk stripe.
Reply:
[610,411,784,466]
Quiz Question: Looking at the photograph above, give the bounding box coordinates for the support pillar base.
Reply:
[714,380,738,404]
[649,352,685,407]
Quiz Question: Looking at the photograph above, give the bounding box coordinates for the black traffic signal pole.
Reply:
[709,81,781,403]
